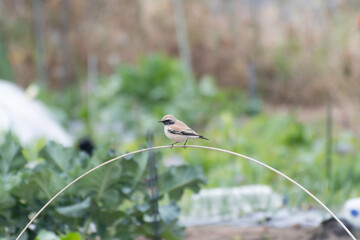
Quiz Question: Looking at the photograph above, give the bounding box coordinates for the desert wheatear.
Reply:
[159,114,209,147]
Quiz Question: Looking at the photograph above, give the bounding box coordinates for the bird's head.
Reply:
[159,114,176,125]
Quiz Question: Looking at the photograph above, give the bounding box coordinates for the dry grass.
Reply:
[0,0,359,106]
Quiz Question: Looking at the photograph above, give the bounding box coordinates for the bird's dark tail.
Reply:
[199,135,209,141]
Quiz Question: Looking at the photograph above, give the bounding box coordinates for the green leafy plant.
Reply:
[35,230,81,240]
[0,133,206,239]
[35,54,247,147]
[178,112,360,208]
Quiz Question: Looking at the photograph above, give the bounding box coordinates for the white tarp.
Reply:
[0,80,73,146]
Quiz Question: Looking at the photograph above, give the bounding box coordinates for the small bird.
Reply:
[159,114,209,147]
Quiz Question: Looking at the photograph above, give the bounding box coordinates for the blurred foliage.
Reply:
[2,53,360,238]
[0,133,205,239]
[118,54,185,108]
[33,53,360,209]
[180,112,360,207]
[37,53,247,146]
[35,231,81,240]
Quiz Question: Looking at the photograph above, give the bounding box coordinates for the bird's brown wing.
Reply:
[170,120,200,136]
[173,120,189,129]
[169,127,200,137]
[168,128,182,135]
[169,121,184,131]
[169,120,199,136]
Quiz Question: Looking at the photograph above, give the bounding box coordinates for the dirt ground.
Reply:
[185,225,350,240]
[135,223,358,240]
[186,225,313,240]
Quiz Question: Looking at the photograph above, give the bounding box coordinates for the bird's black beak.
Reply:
[158,120,163,123]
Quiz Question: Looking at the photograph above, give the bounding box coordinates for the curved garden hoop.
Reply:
[16,145,357,240]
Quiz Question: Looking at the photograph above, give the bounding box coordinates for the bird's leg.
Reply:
[170,142,178,149]
[183,140,188,149]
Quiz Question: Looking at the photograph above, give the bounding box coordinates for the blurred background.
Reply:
[1,0,360,239]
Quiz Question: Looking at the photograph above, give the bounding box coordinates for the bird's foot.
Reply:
[183,140,188,149]
[170,142,178,149]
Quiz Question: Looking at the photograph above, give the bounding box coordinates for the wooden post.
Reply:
[60,0,70,89]
[32,0,47,87]
[325,96,333,180]
[146,131,160,240]
[171,0,195,93]
[87,54,97,138]
[0,31,13,81]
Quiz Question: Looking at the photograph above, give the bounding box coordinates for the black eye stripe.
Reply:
[164,119,175,125]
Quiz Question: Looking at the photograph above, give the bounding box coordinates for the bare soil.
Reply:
[136,224,358,240]
[186,225,313,240]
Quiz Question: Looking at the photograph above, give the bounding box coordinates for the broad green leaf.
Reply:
[0,133,26,175]
[0,195,15,212]
[22,138,47,162]
[10,171,40,206]
[0,232,28,240]
[135,203,150,213]
[56,197,91,218]
[133,154,148,187]
[30,169,66,200]
[0,182,15,210]
[93,209,128,228]
[35,230,59,240]
[79,163,122,205]
[99,188,120,208]
[118,155,148,193]
[159,165,206,201]
[120,157,138,176]
[87,143,115,168]
[160,220,185,240]
[39,142,77,172]
[159,202,180,222]
[60,232,82,240]
[2,171,22,192]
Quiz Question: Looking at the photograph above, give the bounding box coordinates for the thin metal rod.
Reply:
[16,145,357,240]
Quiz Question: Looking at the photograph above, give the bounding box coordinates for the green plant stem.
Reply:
[326,97,332,180]
[83,217,92,235]
[96,167,111,202]
[15,145,357,240]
